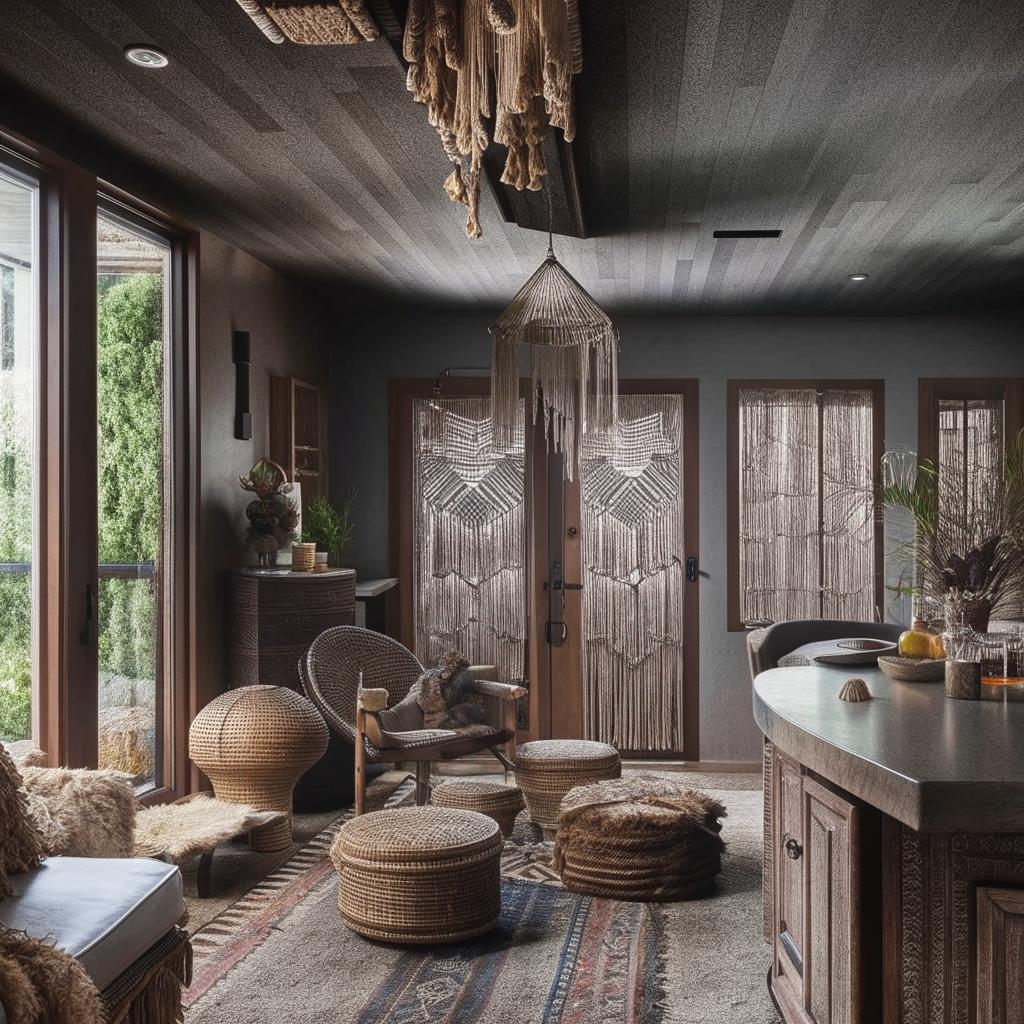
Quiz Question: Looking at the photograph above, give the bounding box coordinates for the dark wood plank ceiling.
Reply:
[1,0,1023,313]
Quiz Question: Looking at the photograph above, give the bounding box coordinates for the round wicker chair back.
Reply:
[302,626,424,742]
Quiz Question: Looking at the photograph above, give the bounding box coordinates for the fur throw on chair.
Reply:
[20,766,136,858]
[416,650,486,729]
[0,928,104,1024]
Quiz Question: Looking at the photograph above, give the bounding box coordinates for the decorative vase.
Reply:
[292,542,316,572]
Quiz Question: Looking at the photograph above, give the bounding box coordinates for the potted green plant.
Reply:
[880,434,1024,632]
[300,490,356,568]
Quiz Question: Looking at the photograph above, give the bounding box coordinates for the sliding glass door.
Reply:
[0,162,38,745]
[96,206,175,793]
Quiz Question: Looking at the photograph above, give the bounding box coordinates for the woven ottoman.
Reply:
[432,779,525,837]
[331,806,503,944]
[514,739,621,836]
[189,685,328,852]
[553,774,726,901]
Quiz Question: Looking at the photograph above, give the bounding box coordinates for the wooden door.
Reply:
[544,380,700,757]
[976,886,1024,1024]
[803,776,860,1024]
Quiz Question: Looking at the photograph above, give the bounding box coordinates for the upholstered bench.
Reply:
[330,806,502,944]
[431,779,525,837]
[0,856,189,1019]
[553,774,726,901]
[514,739,621,836]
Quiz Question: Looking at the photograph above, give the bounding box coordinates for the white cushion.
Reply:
[1,857,184,990]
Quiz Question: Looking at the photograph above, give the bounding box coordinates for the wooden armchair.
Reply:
[299,626,525,814]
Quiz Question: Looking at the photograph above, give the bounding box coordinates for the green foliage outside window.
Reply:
[0,271,163,740]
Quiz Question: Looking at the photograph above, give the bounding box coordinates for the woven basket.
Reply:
[514,740,621,835]
[291,542,316,572]
[432,779,525,837]
[189,685,328,851]
[553,774,725,901]
[331,806,502,944]
[877,655,945,682]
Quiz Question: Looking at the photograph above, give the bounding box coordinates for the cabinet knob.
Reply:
[783,833,803,860]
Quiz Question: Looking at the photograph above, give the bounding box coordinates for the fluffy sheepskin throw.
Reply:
[0,928,103,1024]
[20,766,136,858]
[0,745,44,899]
[416,650,486,729]
[553,773,727,902]
[134,796,283,864]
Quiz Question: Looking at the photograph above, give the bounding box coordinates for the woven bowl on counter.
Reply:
[877,655,945,682]
[330,806,502,944]
[514,739,621,836]
[432,779,525,837]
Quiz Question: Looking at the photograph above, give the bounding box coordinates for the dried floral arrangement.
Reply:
[403,0,581,237]
[239,458,299,565]
[880,432,1024,632]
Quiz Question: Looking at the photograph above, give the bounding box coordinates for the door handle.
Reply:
[545,621,568,646]
[79,584,94,646]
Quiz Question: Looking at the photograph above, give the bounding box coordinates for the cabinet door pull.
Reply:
[782,832,803,860]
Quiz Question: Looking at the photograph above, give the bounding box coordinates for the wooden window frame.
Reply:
[727,379,885,633]
[917,378,1024,468]
[0,124,199,802]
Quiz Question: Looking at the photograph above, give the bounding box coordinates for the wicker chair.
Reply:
[300,626,525,814]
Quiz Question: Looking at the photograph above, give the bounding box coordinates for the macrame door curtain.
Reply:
[409,393,690,755]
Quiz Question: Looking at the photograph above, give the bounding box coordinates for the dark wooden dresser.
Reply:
[227,568,356,810]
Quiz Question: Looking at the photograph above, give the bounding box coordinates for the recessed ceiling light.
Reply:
[848,273,869,281]
[124,45,169,68]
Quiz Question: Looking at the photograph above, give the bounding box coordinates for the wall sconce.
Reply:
[233,330,252,440]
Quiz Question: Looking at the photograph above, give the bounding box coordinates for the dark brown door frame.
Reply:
[726,379,886,632]
[389,377,701,760]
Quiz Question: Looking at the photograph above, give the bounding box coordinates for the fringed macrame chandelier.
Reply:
[491,238,618,480]
[403,0,581,238]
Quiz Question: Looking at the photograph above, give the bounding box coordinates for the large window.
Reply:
[96,209,174,791]
[0,163,38,742]
[728,381,883,630]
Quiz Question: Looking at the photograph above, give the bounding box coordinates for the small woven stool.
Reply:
[189,685,328,852]
[514,740,621,836]
[432,779,525,837]
[331,806,502,944]
[553,774,726,901]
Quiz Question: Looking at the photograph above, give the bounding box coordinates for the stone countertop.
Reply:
[754,664,1024,833]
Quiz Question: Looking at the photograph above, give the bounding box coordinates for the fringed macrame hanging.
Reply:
[234,0,379,45]
[491,239,618,480]
[403,0,582,238]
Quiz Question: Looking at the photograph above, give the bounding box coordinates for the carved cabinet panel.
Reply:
[976,886,1024,1024]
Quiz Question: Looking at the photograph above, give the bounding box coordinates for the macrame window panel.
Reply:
[412,397,526,685]
[580,395,685,753]
[937,398,1004,548]
[738,387,876,626]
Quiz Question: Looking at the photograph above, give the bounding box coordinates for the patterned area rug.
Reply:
[184,777,777,1023]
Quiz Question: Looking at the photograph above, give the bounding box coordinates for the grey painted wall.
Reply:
[330,312,1024,763]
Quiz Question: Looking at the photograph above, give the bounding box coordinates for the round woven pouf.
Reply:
[553,774,726,901]
[514,740,621,836]
[432,779,525,837]
[189,685,328,852]
[331,806,503,944]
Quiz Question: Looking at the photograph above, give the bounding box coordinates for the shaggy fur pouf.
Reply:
[134,796,284,864]
[553,773,726,901]
[0,928,104,1024]
[19,766,136,858]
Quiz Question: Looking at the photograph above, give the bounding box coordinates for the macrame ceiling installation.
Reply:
[738,387,876,626]
[234,0,378,45]
[413,398,527,685]
[581,396,686,753]
[403,0,581,238]
[491,237,619,481]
